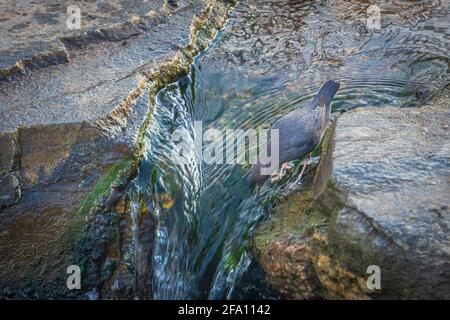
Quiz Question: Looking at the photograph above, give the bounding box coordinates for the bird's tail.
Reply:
[316,80,340,106]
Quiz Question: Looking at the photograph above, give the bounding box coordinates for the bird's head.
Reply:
[318,80,340,107]
[308,80,340,111]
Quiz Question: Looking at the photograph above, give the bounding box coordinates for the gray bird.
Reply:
[252,80,340,194]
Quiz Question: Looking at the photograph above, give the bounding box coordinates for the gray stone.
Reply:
[0,0,166,81]
[0,174,21,209]
[315,88,450,299]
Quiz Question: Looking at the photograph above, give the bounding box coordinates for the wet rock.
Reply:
[0,0,236,299]
[232,259,285,300]
[0,0,166,81]
[251,189,333,300]
[252,87,450,299]
[0,131,18,175]
[0,174,21,209]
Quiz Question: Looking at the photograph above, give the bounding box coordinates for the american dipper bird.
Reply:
[252,80,340,195]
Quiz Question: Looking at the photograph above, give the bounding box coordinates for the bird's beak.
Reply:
[256,185,261,197]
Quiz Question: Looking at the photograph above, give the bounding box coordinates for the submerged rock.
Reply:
[252,87,450,299]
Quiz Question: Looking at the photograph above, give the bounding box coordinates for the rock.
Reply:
[232,259,285,300]
[0,0,236,298]
[0,0,167,81]
[251,189,339,300]
[252,87,450,299]
[0,174,21,209]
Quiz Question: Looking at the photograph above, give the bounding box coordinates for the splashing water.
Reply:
[124,0,449,299]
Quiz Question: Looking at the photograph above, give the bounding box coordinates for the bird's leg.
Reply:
[280,162,293,177]
[270,162,293,183]
[291,153,311,186]
[299,154,310,179]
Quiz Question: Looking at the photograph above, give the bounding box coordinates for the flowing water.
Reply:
[125,0,449,299]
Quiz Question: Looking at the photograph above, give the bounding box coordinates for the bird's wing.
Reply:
[269,108,321,163]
